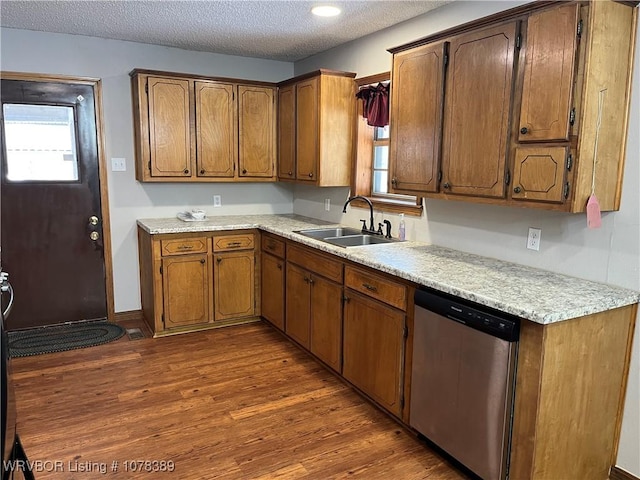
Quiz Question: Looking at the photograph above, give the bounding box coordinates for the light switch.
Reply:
[111,158,126,172]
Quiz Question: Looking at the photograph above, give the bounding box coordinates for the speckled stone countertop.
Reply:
[137,214,640,325]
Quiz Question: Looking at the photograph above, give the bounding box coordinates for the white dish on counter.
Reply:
[177,212,207,222]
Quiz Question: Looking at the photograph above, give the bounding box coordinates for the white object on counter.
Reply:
[398,213,406,241]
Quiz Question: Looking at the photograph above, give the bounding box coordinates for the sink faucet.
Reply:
[342,195,376,233]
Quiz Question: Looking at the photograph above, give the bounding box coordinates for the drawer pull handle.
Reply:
[267,243,275,250]
[177,245,194,250]
[362,283,378,292]
[227,242,242,247]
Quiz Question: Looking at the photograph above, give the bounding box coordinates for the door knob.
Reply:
[90,231,100,241]
[89,215,99,226]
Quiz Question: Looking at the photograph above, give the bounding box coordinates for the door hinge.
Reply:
[437,171,443,183]
[145,82,148,94]
[505,170,511,186]
[232,90,235,101]
[569,108,576,126]
[566,154,573,171]
[159,265,163,275]
[400,394,405,409]
[516,34,521,50]
[161,313,165,326]
[577,19,583,38]
[403,325,408,339]
[443,53,449,68]
[563,182,570,199]
[148,160,152,171]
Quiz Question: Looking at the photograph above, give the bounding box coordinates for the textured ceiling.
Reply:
[0,0,451,62]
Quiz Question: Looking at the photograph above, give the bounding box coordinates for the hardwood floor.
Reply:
[11,322,468,479]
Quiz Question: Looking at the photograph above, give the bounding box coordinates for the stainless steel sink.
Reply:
[324,234,394,247]
[296,227,362,239]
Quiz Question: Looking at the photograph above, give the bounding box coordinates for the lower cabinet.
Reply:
[343,290,406,417]
[261,251,285,330]
[162,254,211,328]
[285,245,343,373]
[137,227,258,336]
[213,250,255,321]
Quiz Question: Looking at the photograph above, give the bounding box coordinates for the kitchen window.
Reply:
[351,73,422,216]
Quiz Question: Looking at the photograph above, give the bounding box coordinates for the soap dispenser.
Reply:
[398,214,406,241]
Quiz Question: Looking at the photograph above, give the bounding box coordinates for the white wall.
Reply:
[293,0,640,474]
[0,27,295,313]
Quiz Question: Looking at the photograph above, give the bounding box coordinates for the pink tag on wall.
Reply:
[586,194,602,229]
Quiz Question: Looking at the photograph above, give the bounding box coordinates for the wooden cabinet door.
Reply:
[285,263,310,348]
[512,146,569,203]
[518,4,579,142]
[195,81,236,178]
[295,78,319,182]
[343,291,405,417]
[238,85,275,178]
[162,254,210,328]
[310,275,343,373]
[261,252,285,330]
[389,42,446,194]
[441,22,517,198]
[277,85,296,180]
[214,251,255,321]
[147,77,192,177]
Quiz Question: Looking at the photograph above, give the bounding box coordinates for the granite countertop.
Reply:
[137,214,640,325]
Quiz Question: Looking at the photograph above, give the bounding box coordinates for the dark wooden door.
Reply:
[0,79,107,330]
[309,275,342,373]
[295,78,319,181]
[277,85,295,180]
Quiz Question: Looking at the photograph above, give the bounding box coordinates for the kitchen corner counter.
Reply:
[137,214,640,325]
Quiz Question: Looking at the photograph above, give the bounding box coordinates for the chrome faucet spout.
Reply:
[342,195,375,233]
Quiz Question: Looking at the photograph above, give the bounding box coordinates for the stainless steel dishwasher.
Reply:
[411,288,520,480]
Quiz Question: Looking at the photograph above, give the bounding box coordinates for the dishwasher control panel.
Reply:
[415,288,519,342]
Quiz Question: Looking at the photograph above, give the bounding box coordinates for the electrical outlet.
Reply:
[324,198,331,211]
[527,227,541,251]
[111,157,126,172]
[213,195,222,207]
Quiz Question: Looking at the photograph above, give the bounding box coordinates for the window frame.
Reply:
[351,72,423,216]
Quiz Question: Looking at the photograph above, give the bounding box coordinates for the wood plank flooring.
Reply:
[11,321,469,479]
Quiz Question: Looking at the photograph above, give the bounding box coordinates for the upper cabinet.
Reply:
[389,42,446,194]
[277,70,356,187]
[388,0,637,212]
[441,21,518,199]
[131,70,276,183]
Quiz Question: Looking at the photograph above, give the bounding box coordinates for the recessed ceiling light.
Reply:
[312,5,341,17]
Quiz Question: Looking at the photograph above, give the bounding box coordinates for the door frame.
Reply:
[1,71,115,322]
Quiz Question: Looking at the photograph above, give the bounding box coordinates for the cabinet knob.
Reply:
[308,173,313,178]
[288,171,293,176]
[520,127,528,134]
[443,182,451,190]
[200,258,206,264]
[391,177,397,188]
[514,186,522,194]
[242,169,247,174]
[217,257,222,264]
[184,169,190,174]
[200,169,205,175]
[277,263,282,270]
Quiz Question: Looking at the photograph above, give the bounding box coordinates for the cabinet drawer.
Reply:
[345,266,407,311]
[288,244,343,283]
[261,234,286,258]
[214,234,255,252]
[161,237,208,256]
